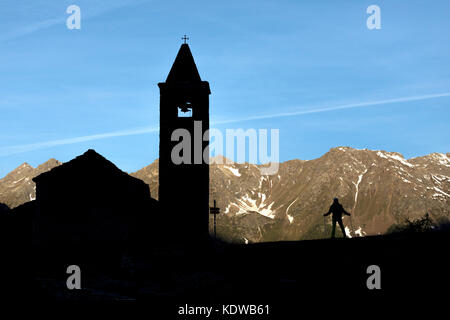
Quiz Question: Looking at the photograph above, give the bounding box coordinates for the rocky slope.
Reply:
[131,148,450,243]
[1,148,449,243]
[0,159,61,208]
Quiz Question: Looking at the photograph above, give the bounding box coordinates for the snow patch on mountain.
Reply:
[376,151,414,168]
[13,178,25,184]
[224,166,241,177]
[428,153,450,167]
[433,187,450,197]
[285,198,298,224]
[345,227,352,238]
[355,227,366,237]
[432,174,450,183]
[353,169,367,205]
[258,192,266,203]
[234,193,276,219]
[259,176,266,188]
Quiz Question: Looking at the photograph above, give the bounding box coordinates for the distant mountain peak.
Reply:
[15,162,33,170]
[36,158,62,170]
[425,153,450,166]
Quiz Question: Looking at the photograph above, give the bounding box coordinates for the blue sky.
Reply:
[0,0,449,177]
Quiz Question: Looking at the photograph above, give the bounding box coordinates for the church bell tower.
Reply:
[158,41,211,243]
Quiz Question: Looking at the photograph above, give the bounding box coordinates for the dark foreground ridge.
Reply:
[27,231,449,303]
[1,148,447,310]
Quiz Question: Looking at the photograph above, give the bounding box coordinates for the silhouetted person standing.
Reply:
[323,198,351,238]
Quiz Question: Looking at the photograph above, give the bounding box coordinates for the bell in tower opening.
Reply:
[158,42,211,244]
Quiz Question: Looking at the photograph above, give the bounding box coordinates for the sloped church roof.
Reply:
[33,149,145,188]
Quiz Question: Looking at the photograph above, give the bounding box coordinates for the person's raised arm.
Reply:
[323,206,332,216]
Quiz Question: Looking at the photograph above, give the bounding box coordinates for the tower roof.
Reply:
[166,44,202,83]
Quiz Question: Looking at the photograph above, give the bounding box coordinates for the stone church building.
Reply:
[32,149,157,269]
[27,42,212,270]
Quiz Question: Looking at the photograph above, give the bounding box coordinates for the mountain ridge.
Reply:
[1,147,448,243]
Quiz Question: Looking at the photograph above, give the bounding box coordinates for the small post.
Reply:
[213,200,217,239]
[209,200,220,239]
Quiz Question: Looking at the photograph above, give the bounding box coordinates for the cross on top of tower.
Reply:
[182,34,189,44]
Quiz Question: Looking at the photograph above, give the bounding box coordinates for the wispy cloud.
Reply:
[0,17,63,43]
[0,0,150,43]
[0,126,158,157]
[1,92,449,157]
[213,92,450,124]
